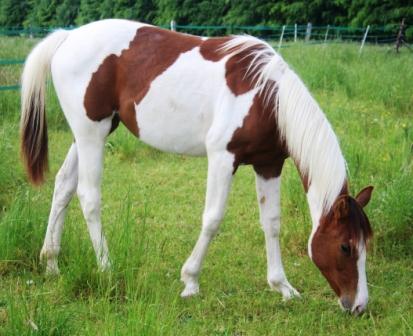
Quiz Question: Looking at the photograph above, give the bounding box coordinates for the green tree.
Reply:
[155,0,229,26]
[76,0,101,25]
[0,0,29,27]
[113,0,157,23]
[55,0,80,26]
[100,0,115,19]
[24,0,62,27]
[349,0,413,27]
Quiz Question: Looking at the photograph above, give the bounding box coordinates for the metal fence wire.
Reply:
[0,23,404,91]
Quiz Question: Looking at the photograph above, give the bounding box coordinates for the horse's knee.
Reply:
[53,148,78,204]
[53,170,76,203]
[268,271,286,287]
[77,188,100,221]
[261,214,281,238]
[202,211,223,236]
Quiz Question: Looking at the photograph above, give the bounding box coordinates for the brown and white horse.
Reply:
[20,19,373,314]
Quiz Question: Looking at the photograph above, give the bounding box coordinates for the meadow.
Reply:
[0,35,412,335]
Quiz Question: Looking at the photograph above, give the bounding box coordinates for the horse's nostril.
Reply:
[353,304,365,316]
[340,297,352,311]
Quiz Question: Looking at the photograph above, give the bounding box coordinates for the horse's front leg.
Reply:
[180,150,234,297]
[255,172,300,300]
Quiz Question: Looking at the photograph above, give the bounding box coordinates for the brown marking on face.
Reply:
[84,26,202,136]
[260,196,266,204]
[227,93,288,178]
[311,193,373,304]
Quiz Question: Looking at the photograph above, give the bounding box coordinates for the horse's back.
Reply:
[51,19,267,157]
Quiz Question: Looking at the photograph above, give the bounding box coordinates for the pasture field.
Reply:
[0,36,412,335]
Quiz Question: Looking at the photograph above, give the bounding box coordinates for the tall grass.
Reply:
[0,38,412,335]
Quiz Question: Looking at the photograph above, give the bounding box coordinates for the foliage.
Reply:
[23,0,63,27]
[0,0,30,28]
[76,0,101,25]
[0,0,411,31]
[55,0,80,27]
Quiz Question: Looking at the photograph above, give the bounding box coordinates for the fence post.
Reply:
[170,20,176,31]
[359,25,370,54]
[305,22,312,42]
[278,25,286,51]
[294,23,297,42]
[324,24,330,45]
[395,18,405,53]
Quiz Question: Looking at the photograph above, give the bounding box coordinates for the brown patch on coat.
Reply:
[311,194,372,302]
[224,46,260,96]
[199,37,232,62]
[200,37,261,96]
[296,169,309,192]
[84,26,202,136]
[227,93,288,179]
[109,113,120,134]
[201,38,287,178]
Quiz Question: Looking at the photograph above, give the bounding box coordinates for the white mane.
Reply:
[222,36,347,213]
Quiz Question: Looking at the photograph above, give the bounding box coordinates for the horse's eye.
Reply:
[340,244,351,255]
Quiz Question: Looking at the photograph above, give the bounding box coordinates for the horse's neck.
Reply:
[305,176,348,258]
[275,66,347,223]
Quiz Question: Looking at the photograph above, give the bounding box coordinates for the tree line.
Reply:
[0,0,411,37]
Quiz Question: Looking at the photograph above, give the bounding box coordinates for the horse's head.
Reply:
[311,186,373,315]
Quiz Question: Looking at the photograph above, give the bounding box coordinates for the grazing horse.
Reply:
[20,19,373,314]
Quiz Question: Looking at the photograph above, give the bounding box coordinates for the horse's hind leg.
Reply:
[40,143,78,274]
[75,130,111,271]
[181,150,234,297]
[255,172,300,300]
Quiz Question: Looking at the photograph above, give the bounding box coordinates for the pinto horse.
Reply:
[20,19,373,314]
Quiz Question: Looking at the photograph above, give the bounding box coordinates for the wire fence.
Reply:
[0,23,405,92]
[0,23,402,42]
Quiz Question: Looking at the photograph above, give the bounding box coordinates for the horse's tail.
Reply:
[20,29,70,185]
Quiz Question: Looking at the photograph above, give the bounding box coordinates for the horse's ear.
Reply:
[333,197,349,219]
[355,186,374,208]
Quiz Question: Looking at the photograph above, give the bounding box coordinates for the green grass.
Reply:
[0,37,412,335]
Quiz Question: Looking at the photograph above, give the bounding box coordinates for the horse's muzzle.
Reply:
[339,296,367,316]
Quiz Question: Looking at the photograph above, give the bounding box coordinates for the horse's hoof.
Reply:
[98,261,112,273]
[281,285,301,301]
[269,278,300,301]
[40,249,60,276]
[45,265,60,276]
[180,283,199,298]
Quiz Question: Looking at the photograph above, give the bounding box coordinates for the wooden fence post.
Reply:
[294,23,297,42]
[359,25,370,54]
[395,18,405,53]
[324,24,330,45]
[278,25,286,51]
[305,22,312,42]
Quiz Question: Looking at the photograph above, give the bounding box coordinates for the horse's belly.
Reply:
[136,92,209,156]
[135,48,225,156]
